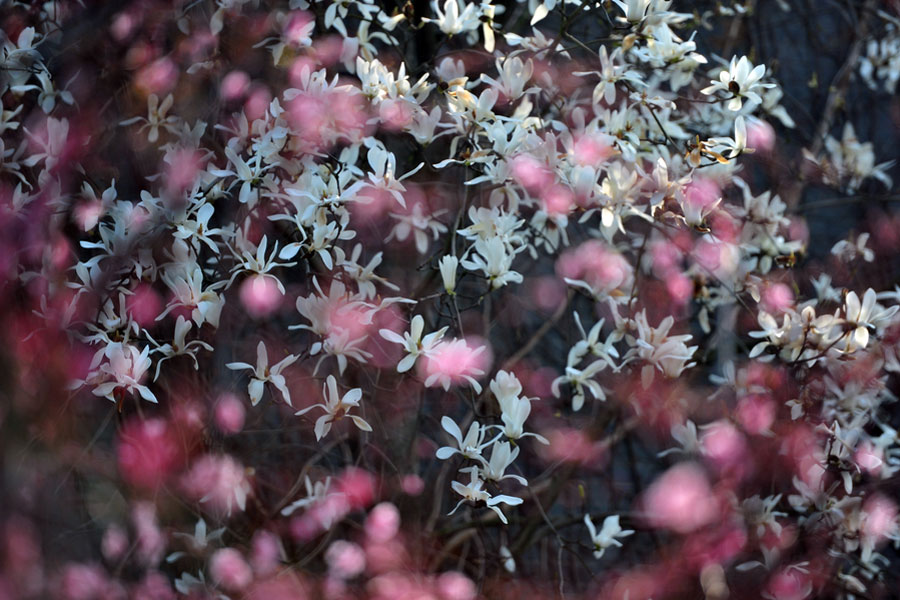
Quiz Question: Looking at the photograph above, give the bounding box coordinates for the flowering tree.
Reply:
[2,0,900,598]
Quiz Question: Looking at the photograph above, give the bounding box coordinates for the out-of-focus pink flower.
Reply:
[117,418,183,490]
[221,71,251,102]
[240,274,283,318]
[510,154,553,193]
[210,548,253,592]
[764,566,812,600]
[736,394,776,435]
[366,503,400,542]
[861,495,898,558]
[701,420,748,473]
[556,240,634,299]
[436,571,476,600]
[643,462,718,533]
[250,531,282,577]
[746,119,776,153]
[126,283,162,328]
[692,237,738,278]
[761,283,794,314]
[665,272,693,306]
[421,338,490,393]
[682,178,721,226]
[572,133,615,166]
[135,58,177,96]
[245,86,272,121]
[542,184,573,216]
[854,441,883,474]
[215,393,246,434]
[101,526,128,563]
[337,467,376,510]
[541,428,605,466]
[325,541,366,579]
[181,454,251,517]
[401,474,425,496]
[57,563,122,600]
[163,149,205,198]
[379,99,415,130]
[131,502,165,567]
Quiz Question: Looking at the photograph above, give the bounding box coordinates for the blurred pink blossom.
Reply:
[643,462,718,533]
[210,548,253,592]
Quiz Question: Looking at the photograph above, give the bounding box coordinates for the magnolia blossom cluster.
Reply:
[3,0,900,598]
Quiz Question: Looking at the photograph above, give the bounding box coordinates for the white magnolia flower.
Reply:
[149,315,213,381]
[584,514,634,558]
[439,255,459,295]
[379,315,448,373]
[426,0,481,36]
[436,416,491,461]
[448,471,523,524]
[701,55,775,111]
[551,360,609,411]
[843,289,898,351]
[281,475,334,516]
[120,93,177,143]
[91,342,158,404]
[226,341,298,406]
[295,375,372,440]
[708,115,752,159]
[464,441,528,485]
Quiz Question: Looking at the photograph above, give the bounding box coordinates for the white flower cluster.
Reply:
[438,371,546,524]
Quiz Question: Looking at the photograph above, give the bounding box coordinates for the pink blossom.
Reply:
[131,502,165,567]
[682,178,721,225]
[510,154,553,193]
[250,531,282,576]
[221,71,251,102]
[245,86,272,121]
[210,548,253,592]
[240,274,284,318]
[643,462,718,533]
[325,541,366,579]
[56,563,123,600]
[163,149,205,197]
[421,338,490,393]
[366,503,401,542]
[665,272,693,305]
[761,283,794,314]
[541,427,605,466]
[854,441,883,474]
[401,474,425,496]
[556,240,634,298]
[764,567,812,600]
[528,276,567,313]
[379,99,416,131]
[117,418,183,490]
[126,284,162,328]
[215,393,246,434]
[181,454,251,517]
[134,58,177,96]
[337,467,376,510]
[436,572,476,600]
[701,420,748,473]
[736,394,776,435]
[101,526,128,563]
[541,185,573,216]
[746,119,776,153]
[572,133,615,166]
[861,495,898,550]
